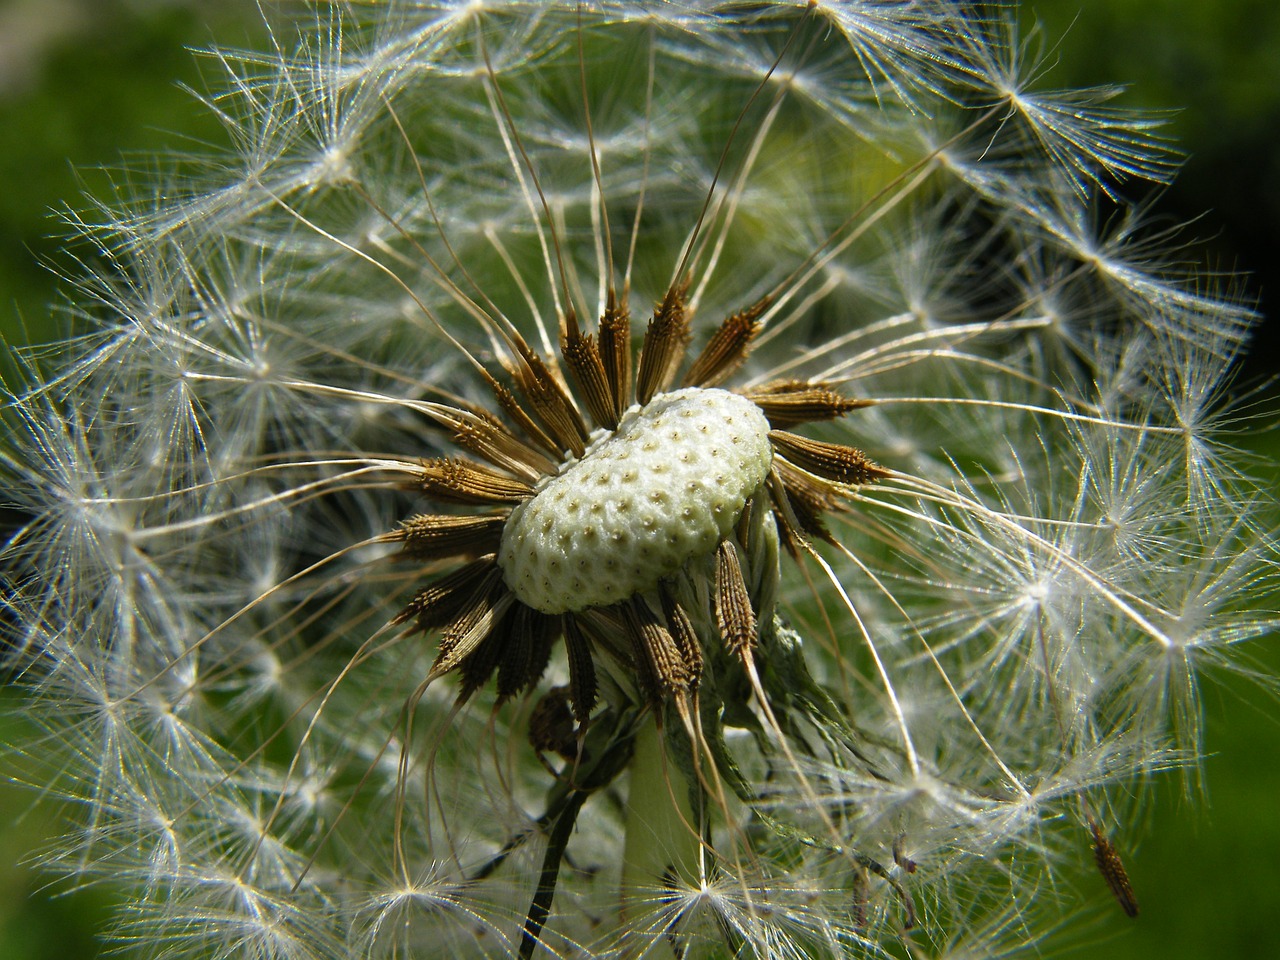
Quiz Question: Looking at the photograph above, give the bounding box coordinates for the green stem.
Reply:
[621,715,700,958]
[519,787,589,960]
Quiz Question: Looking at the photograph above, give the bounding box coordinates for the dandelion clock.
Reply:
[2,3,1276,958]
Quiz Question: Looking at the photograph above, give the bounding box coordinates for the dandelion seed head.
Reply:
[499,388,773,612]
[2,2,1277,958]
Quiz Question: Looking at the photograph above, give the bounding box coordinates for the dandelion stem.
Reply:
[520,787,590,960]
[621,716,698,958]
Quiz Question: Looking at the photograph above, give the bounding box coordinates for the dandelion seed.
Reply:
[1091,821,1140,919]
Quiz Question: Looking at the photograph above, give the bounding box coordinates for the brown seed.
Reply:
[769,430,886,486]
[745,380,870,428]
[1092,823,1139,918]
[418,458,535,505]
[494,605,558,701]
[598,291,633,420]
[768,463,844,551]
[714,540,756,659]
[482,370,561,458]
[395,513,507,560]
[772,458,848,513]
[636,281,691,405]
[767,471,814,556]
[682,296,769,389]
[561,323,619,429]
[457,608,511,701]
[621,597,692,702]
[658,585,704,689]
[429,569,513,679]
[430,407,555,481]
[561,614,599,723]
[511,345,590,458]
[394,555,500,632]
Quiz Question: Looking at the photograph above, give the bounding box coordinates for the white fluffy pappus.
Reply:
[2,3,1276,959]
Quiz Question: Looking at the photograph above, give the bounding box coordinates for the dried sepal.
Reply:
[893,834,918,874]
[528,687,579,760]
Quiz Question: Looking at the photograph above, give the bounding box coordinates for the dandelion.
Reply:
[2,2,1276,959]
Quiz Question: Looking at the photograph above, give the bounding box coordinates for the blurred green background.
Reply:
[0,0,1276,957]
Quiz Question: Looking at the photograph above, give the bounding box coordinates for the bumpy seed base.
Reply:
[498,388,773,613]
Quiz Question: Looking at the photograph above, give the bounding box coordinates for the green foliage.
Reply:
[1033,0,1280,377]
[0,1,253,349]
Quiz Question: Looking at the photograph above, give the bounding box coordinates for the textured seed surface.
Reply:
[498,388,772,613]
